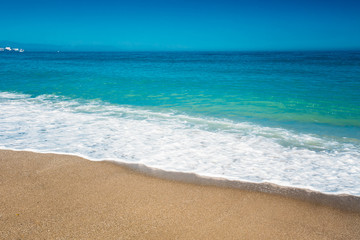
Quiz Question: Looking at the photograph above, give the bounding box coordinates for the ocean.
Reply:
[1,51,359,195]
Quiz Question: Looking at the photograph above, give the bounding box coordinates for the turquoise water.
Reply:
[1,51,360,195]
[2,51,360,137]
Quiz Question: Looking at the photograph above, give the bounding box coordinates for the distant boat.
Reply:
[0,47,25,52]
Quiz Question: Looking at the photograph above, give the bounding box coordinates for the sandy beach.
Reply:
[1,150,360,239]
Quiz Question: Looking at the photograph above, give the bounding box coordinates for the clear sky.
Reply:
[1,0,360,51]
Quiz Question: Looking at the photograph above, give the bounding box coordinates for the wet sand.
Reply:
[1,149,360,239]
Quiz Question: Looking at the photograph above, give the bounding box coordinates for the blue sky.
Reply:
[1,0,360,50]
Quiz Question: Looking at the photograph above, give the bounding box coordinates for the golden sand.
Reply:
[1,150,359,239]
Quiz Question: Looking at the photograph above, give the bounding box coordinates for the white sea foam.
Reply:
[1,91,360,195]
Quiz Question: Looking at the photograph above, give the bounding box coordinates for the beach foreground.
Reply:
[1,150,359,239]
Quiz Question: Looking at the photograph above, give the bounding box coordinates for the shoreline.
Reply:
[112,160,360,213]
[1,149,360,239]
[3,148,360,212]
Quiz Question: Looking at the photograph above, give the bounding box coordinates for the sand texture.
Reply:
[1,150,360,239]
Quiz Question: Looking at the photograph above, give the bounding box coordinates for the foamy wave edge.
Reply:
[3,148,360,213]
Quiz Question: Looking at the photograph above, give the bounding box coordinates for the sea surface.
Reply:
[1,51,359,195]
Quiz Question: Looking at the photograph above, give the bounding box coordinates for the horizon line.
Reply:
[8,49,360,53]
